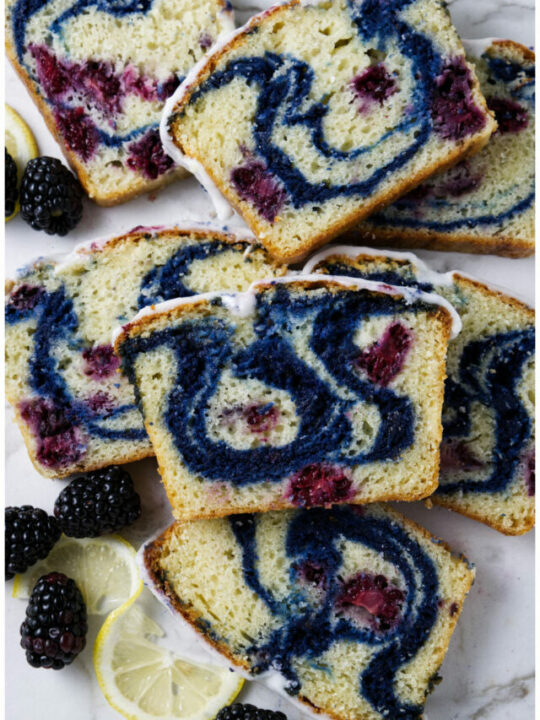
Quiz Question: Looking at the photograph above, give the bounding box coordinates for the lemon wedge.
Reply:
[5,104,39,221]
[94,594,244,720]
[13,534,142,615]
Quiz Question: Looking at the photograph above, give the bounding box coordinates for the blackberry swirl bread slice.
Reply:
[5,0,235,204]
[114,276,458,519]
[142,505,475,720]
[304,246,535,534]
[163,0,495,262]
[5,226,283,477]
[355,40,535,256]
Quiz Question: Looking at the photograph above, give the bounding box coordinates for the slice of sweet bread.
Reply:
[355,40,535,256]
[5,226,282,478]
[164,0,495,262]
[305,246,535,534]
[142,505,475,720]
[114,276,456,519]
[5,0,234,205]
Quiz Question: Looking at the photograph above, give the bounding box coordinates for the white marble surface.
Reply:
[5,0,535,718]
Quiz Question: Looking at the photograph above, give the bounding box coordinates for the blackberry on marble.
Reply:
[216,704,287,720]
[5,506,61,580]
[20,572,87,669]
[20,156,83,235]
[54,466,141,537]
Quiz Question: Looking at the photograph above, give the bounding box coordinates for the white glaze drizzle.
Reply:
[301,244,455,287]
[113,271,462,345]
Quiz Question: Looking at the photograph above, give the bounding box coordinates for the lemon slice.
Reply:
[94,595,244,720]
[5,104,39,221]
[13,535,142,615]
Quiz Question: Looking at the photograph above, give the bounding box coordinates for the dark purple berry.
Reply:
[19,156,83,235]
[354,322,413,386]
[351,63,397,111]
[216,704,287,720]
[126,128,174,180]
[231,160,287,222]
[5,506,61,580]
[487,96,528,133]
[82,344,119,380]
[5,148,18,217]
[20,572,87,669]
[286,464,353,508]
[337,571,406,632]
[54,466,141,537]
[431,57,486,140]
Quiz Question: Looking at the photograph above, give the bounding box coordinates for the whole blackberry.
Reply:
[216,705,288,720]
[54,466,141,537]
[20,572,87,669]
[20,156,83,235]
[5,506,61,580]
[5,148,18,218]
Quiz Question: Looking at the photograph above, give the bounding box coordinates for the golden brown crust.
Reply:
[490,39,535,64]
[431,494,535,536]
[350,225,534,259]
[452,274,535,317]
[168,1,496,263]
[143,512,475,720]
[4,39,184,205]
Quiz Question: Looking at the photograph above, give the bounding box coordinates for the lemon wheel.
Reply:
[5,104,39,221]
[94,595,244,720]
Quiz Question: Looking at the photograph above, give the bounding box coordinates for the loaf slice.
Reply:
[5,0,234,205]
[114,276,456,519]
[305,246,535,534]
[5,226,282,477]
[355,40,535,256]
[164,0,495,262]
[142,505,475,720]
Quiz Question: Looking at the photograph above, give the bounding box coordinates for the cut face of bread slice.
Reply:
[142,505,475,720]
[164,0,495,262]
[304,246,535,534]
[5,0,235,205]
[355,40,535,256]
[5,226,283,478]
[114,277,456,519]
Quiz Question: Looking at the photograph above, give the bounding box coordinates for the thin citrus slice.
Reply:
[94,595,244,720]
[5,104,39,221]
[12,534,142,615]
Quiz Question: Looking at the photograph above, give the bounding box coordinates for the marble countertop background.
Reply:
[5,0,535,718]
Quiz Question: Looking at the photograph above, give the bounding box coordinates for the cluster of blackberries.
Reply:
[216,704,288,720]
[5,151,83,235]
[5,466,141,669]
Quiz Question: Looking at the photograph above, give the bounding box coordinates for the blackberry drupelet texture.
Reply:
[20,572,87,669]
[5,148,18,217]
[216,704,287,720]
[20,156,83,235]
[54,466,141,537]
[5,506,61,580]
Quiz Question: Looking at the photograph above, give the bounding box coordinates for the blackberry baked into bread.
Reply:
[5,226,282,477]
